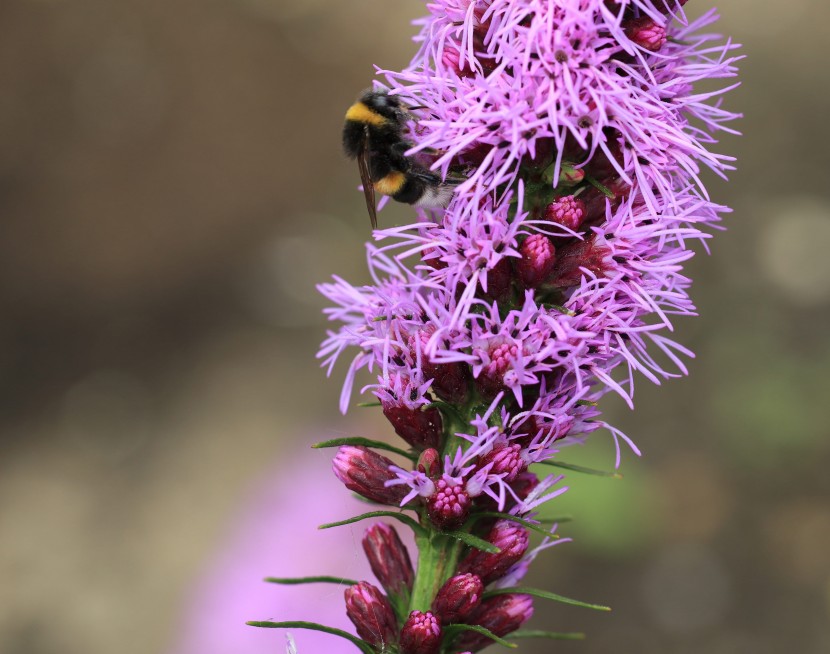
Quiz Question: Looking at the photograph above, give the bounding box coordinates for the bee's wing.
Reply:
[357,126,378,230]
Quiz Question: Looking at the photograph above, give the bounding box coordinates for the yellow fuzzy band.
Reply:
[345,102,387,126]
[374,171,406,196]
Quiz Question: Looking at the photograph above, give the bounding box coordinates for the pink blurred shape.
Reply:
[168,448,380,654]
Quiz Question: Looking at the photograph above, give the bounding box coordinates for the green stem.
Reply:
[409,527,463,613]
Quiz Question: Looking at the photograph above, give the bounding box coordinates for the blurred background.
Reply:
[1,0,828,652]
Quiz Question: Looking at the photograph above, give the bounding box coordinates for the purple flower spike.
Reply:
[333,446,409,506]
[455,594,534,652]
[344,582,399,650]
[458,520,530,584]
[299,0,739,651]
[432,573,484,626]
[362,523,415,600]
[399,611,442,654]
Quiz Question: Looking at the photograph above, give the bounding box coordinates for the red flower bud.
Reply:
[549,234,614,288]
[362,523,414,599]
[333,446,409,506]
[382,404,443,451]
[417,448,441,478]
[478,443,525,482]
[624,16,667,52]
[411,328,470,404]
[558,163,585,186]
[482,257,513,301]
[458,520,529,584]
[510,471,540,501]
[399,611,442,654]
[455,594,534,652]
[475,341,518,400]
[517,234,556,289]
[544,195,586,231]
[427,478,471,531]
[432,573,484,625]
[344,582,399,650]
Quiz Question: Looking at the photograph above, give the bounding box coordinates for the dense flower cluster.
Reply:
[255,1,738,652]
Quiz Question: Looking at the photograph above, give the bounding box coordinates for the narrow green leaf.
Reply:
[264,576,359,587]
[443,530,501,554]
[312,437,416,461]
[484,586,611,612]
[356,401,382,408]
[246,621,374,654]
[575,399,598,407]
[538,515,573,524]
[470,512,560,540]
[443,624,518,649]
[535,459,622,479]
[319,511,425,537]
[584,173,615,198]
[507,629,585,641]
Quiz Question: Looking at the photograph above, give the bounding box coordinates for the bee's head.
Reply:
[359,90,405,121]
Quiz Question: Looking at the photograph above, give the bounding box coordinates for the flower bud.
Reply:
[382,403,443,451]
[422,246,447,270]
[544,195,586,231]
[458,520,529,584]
[482,257,513,301]
[362,523,414,599]
[417,448,441,478]
[333,446,409,506]
[399,611,442,654]
[441,44,476,79]
[624,16,667,52]
[412,328,470,404]
[475,342,517,400]
[426,360,470,404]
[557,162,585,186]
[427,478,471,530]
[344,582,399,650]
[548,235,614,288]
[454,594,534,652]
[432,573,484,625]
[517,234,556,289]
[478,443,525,482]
[510,471,540,501]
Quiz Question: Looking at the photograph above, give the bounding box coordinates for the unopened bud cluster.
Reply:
[345,520,533,653]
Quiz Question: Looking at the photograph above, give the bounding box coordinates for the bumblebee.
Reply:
[343,90,455,229]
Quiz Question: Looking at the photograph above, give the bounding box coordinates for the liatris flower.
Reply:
[458,520,530,584]
[399,611,442,654]
[344,582,400,650]
[454,594,535,652]
[362,523,415,602]
[432,574,484,625]
[252,1,739,651]
[332,446,410,506]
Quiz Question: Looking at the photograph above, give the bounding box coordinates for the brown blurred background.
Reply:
[1,0,828,652]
